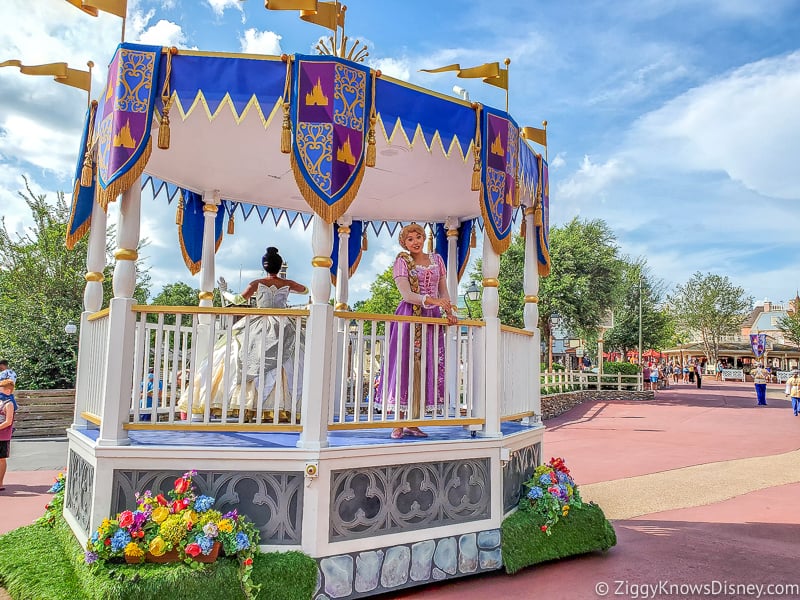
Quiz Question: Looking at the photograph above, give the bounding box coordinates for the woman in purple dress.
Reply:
[381,224,458,439]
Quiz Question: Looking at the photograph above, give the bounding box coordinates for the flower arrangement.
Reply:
[36,472,66,528]
[518,457,583,535]
[84,470,260,597]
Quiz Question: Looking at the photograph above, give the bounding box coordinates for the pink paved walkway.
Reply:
[388,380,800,599]
[1,381,798,600]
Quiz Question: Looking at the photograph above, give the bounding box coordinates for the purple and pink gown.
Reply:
[378,253,448,416]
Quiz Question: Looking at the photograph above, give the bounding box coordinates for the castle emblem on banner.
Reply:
[480,109,519,253]
[291,56,372,222]
[750,333,766,358]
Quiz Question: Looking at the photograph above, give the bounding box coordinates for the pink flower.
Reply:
[118,510,134,528]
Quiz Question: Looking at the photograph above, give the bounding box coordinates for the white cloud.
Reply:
[556,155,630,201]
[369,57,411,81]
[239,29,282,55]
[550,153,566,170]
[627,50,800,200]
[137,19,187,47]
[206,0,243,18]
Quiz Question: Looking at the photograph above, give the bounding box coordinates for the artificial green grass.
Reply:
[0,519,317,600]
[501,502,617,574]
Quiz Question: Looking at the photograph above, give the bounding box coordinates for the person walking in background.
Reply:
[785,369,800,416]
[0,360,16,387]
[695,361,703,389]
[715,360,723,381]
[0,377,16,492]
[752,363,768,406]
[688,361,695,384]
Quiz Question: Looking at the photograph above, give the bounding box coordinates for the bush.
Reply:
[501,502,616,574]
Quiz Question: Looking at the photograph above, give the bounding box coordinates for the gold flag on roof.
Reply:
[521,124,547,147]
[265,0,344,31]
[0,59,91,92]
[421,61,508,90]
[65,0,127,18]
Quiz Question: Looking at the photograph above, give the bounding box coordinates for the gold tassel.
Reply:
[365,116,376,167]
[470,224,477,248]
[471,147,481,191]
[281,102,291,154]
[79,100,97,187]
[361,230,368,251]
[80,152,93,187]
[158,47,177,150]
[227,212,235,235]
[520,216,527,239]
[426,225,433,253]
[534,204,543,226]
[158,108,171,150]
[175,196,184,226]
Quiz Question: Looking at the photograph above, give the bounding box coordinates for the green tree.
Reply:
[353,265,401,318]
[150,282,203,326]
[604,259,673,359]
[0,179,150,389]
[467,218,622,367]
[777,312,800,347]
[667,272,752,364]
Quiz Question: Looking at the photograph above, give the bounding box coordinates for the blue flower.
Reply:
[235,531,250,551]
[197,534,215,555]
[48,480,64,493]
[193,495,215,512]
[91,531,99,544]
[527,487,543,500]
[110,529,131,552]
[538,474,553,486]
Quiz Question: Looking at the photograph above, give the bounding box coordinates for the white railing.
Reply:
[721,368,745,382]
[499,326,537,419]
[776,370,792,383]
[75,309,110,422]
[330,312,484,430]
[129,306,308,427]
[541,370,642,393]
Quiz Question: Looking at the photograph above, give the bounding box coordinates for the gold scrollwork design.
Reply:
[296,122,333,193]
[333,64,366,131]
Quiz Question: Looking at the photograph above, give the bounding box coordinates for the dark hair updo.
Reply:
[262,246,283,275]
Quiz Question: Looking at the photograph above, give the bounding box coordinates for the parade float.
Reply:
[46,2,591,597]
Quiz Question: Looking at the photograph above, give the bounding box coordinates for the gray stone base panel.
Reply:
[314,529,502,599]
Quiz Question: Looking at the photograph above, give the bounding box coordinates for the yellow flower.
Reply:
[151,506,170,524]
[182,510,198,526]
[148,536,167,557]
[218,519,233,533]
[124,542,144,558]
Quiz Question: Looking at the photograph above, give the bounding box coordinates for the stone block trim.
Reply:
[542,390,654,420]
[314,528,503,599]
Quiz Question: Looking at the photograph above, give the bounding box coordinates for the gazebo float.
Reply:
[64,20,551,597]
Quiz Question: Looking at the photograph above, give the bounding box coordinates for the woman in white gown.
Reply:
[178,247,308,422]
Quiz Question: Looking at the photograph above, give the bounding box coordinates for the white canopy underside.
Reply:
[144,98,496,224]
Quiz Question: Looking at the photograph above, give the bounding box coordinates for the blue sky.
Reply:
[2,0,799,307]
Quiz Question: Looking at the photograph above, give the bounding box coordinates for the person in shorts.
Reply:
[0,378,16,491]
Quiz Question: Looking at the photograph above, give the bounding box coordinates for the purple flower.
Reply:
[222,509,239,520]
[84,551,99,564]
[133,510,148,528]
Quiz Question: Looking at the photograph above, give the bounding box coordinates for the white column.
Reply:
[298,215,333,449]
[444,217,460,411]
[480,229,502,438]
[522,204,541,423]
[98,180,142,446]
[333,217,351,422]
[198,191,220,309]
[83,196,108,313]
[334,216,352,312]
[194,191,220,365]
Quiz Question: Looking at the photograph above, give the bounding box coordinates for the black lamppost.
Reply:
[463,282,481,318]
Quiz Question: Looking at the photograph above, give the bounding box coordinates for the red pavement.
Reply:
[1,381,799,600]
[387,380,800,600]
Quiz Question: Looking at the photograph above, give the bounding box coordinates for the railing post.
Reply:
[445,217,460,414]
[298,215,333,450]
[194,191,220,366]
[97,180,142,446]
[617,372,622,391]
